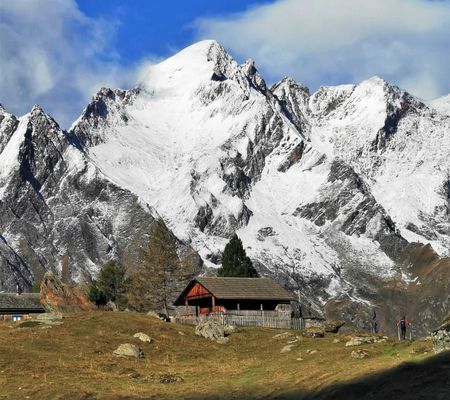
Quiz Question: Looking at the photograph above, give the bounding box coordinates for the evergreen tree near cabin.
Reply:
[95,260,126,307]
[127,218,179,314]
[218,234,259,277]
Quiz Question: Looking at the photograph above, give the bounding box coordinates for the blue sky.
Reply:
[76,1,273,67]
[1,0,449,127]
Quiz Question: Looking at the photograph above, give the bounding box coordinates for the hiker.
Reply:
[397,316,410,340]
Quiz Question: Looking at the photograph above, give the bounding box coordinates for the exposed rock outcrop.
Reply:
[431,313,450,353]
[39,271,95,312]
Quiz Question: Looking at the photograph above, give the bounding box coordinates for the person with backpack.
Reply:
[397,316,409,340]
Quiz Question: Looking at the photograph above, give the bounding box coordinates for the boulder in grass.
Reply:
[216,337,230,345]
[104,301,119,312]
[345,336,385,347]
[351,349,369,359]
[35,312,64,325]
[223,324,236,335]
[273,332,296,341]
[303,326,325,338]
[113,343,144,358]
[133,332,152,343]
[281,344,295,353]
[195,319,226,343]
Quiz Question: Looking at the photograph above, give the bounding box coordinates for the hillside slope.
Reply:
[0,312,448,400]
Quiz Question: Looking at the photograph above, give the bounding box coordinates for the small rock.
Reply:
[133,332,152,343]
[281,344,295,353]
[35,313,64,325]
[128,372,140,379]
[333,338,340,343]
[223,324,236,335]
[216,337,230,345]
[351,349,369,359]
[147,311,161,319]
[159,374,183,384]
[273,332,296,341]
[345,336,382,347]
[178,331,185,336]
[287,339,298,344]
[296,358,304,361]
[303,326,325,338]
[309,350,318,354]
[36,312,63,321]
[113,343,144,358]
[104,301,119,312]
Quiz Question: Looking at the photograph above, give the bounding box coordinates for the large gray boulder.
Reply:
[195,319,227,343]
[113,343,144,358]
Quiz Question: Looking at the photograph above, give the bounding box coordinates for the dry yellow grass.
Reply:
[0,312,444,400]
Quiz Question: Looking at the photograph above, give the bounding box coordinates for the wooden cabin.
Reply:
[0,293,45,321]
[174,277,295,316]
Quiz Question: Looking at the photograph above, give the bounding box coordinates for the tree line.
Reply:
[88,218,258,312]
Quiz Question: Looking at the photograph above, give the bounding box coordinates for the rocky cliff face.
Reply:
[0,104,202,294]
[1,40,448,334]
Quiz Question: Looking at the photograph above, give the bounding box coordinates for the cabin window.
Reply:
[12,315,22,322]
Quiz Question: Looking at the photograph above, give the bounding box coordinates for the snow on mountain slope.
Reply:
[0,105,201,292]
[275,76,450,256]
[430,94,450,116]
[69,40,442,313]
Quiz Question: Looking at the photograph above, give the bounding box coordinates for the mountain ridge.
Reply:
[1,40,448,334]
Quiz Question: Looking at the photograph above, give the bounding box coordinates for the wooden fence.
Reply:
[173,311,308,330]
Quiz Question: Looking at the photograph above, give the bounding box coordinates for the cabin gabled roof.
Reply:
[174,277,295,305]
[0,293,45,313]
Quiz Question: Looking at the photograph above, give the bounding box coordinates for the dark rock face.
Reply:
[0,236,33,291]
[71,87,139,147]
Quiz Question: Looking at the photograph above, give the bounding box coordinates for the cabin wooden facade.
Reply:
[174,277,295,316]
[0,293,45,321]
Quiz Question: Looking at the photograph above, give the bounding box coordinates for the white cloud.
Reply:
[195,0,450,100]
[0,0,147,127]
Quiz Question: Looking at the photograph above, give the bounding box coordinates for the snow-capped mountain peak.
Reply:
[1,40,448,334]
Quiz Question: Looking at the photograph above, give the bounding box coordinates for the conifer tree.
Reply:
[127,218,179,313]
[96,260,126,306]
[217,234,259,277]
